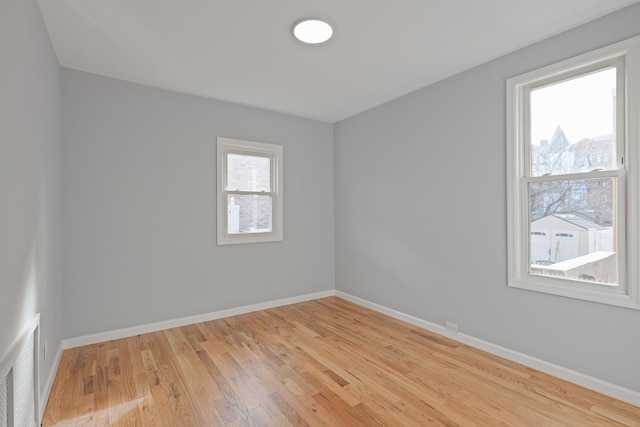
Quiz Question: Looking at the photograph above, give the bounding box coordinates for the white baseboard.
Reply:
[39,342,63,422]
[335,290,640,408]
[62,290,336,349]
[57,288,639,407]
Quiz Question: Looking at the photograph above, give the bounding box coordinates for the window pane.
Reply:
[530,68,616,177]
[226,153,271,191]
[227,194,272,234]
[529,177,617,285]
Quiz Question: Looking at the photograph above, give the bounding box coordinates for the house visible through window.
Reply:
[217,137,283,245]
[506,36,640,309]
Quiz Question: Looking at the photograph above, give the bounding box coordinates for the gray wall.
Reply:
[0,0,63,400]
[62,69,334,338]
[334,3,640,392]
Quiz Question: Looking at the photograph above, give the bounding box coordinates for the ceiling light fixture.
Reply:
[292,19,333,44]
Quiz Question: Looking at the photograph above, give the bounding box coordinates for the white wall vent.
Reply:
[0,370,10,427]
[0,315,39,427]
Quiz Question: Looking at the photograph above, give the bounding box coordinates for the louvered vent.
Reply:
[0,315,39,427]
[14,336,35,427]
[0,371,9,427]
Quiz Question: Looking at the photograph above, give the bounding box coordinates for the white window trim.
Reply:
[506,35,640,309]
[217,137,283,245]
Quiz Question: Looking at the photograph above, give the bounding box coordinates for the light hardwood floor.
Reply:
[42,297,640,426]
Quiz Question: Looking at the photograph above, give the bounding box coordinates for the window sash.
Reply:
[224,150,274,192]
[224,191,275,235]
[222,150,278,237]
[522,58,625,178]
[520,169,626,291]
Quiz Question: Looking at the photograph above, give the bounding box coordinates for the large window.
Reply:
[217,137,283,245]
[506,36,640,309]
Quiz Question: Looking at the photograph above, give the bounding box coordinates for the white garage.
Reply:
[530,214,611,264]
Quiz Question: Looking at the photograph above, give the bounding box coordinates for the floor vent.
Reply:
[0,315,39,427]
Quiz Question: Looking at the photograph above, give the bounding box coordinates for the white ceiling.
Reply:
[37,0,639,123]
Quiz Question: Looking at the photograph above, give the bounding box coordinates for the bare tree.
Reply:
[529,127,614,226]
[530,179,613,225]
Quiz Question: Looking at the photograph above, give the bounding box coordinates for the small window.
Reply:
[506,36,640,309]
[217,137,283,245]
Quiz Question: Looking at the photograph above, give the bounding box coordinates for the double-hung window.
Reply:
[506,36,640,309]
[217,137,283,245]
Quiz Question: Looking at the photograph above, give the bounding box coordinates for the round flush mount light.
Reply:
[292,19,333,44]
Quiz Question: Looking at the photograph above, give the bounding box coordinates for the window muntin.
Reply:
[217,137,283,245]
[506,36,640,309]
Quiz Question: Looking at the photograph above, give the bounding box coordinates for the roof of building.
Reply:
[547,213,607,230]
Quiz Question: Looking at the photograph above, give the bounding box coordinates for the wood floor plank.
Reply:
[42,297,640,426]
